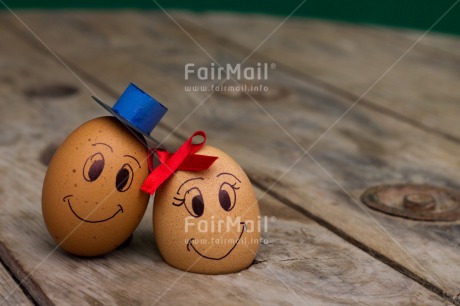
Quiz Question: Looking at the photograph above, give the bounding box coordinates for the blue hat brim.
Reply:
[92,96,164,149]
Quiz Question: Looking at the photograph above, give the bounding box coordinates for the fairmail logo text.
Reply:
[185,62,275,81]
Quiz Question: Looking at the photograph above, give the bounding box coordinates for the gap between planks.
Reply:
[0,250,34,306]
[0,242,49,305]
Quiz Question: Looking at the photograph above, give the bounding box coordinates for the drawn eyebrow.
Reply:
[216,172,241,183]
[124,155,141,168]
[92,142,113,152]
[177,177,204,194]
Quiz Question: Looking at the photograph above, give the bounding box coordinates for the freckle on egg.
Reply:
[88,138,91,142]
[74,184,77,187]
[72,169,76,173]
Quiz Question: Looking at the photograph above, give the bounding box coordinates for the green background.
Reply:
[2,0,460,35]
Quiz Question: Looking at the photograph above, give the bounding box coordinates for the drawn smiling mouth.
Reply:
[187,222,247,260]
[63,195,123,223]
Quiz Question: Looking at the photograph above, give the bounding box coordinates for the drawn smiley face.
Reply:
[153,146,260,274]
[63,142,140,223]
[174,172,246,260]
[42,117,150,257]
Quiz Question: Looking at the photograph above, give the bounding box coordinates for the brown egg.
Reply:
[42,116,150,256]
[153,146,260,274]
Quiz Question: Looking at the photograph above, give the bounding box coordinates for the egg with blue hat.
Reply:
[42,83,167,256]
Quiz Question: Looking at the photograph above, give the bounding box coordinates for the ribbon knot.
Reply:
[141,130,218,194]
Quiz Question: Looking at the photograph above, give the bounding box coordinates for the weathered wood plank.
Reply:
[177,13,460,143]
[401,30,460,58]
[0,263,32,305]
[7,11,460,302]
[0,12,448,305]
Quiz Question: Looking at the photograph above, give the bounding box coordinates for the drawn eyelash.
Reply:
[172,187,205,218]
[172,197,185,206]
[231,182,240,190]
[172,187,197,206]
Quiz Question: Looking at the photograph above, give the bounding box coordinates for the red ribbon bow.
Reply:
[141,130,218,194]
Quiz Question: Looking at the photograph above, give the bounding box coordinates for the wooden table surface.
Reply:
[0,10,459,305]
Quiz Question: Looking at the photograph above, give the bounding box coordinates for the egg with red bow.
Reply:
[153,145,261,274]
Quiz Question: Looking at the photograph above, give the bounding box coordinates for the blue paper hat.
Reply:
[92,83,167,145]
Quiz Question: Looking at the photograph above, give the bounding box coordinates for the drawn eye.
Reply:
[174,187,204,218]
[219,182,239,211]
[83,153,105,182]
[116,164,134,192]
[191,194,204,217]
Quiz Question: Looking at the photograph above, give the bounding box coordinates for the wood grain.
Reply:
[4,13,460,300]
[177,13,460,144]
[0,11,451,305]
[0,263,32,306]
[401,30,460,59]
[6,11,460,302]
